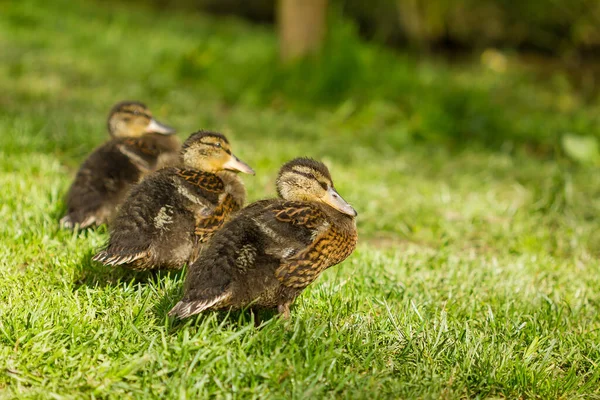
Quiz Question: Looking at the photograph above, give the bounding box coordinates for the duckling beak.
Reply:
[223,155,255,175]
[146,119,176,135]
[323,187,357,217]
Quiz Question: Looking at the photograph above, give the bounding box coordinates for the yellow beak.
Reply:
[322,186,357,217]
[146,118,176,135]
[223,155,255,175]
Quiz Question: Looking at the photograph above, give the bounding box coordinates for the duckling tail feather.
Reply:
[92,250,148,266]
[168,292,231,319]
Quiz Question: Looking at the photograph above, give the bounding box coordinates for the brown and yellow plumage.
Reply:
[275,216,358,288]
[175,169,226,193]
[93,130,254,271]
[169,157,358,319]
[120,137,174,158]
[194,193,238,240]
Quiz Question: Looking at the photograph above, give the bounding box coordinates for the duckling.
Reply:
[61,101,180,229]
[168,157,358,319]
[93,130,254,271]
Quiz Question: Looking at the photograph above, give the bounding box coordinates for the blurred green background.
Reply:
[4,0,600,154]
[122,0,600,55]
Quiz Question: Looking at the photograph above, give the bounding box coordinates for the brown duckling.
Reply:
[61,101,180,229]
[93,130,254,271]
[168,157,358,319]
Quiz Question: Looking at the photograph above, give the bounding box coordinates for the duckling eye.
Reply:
[318,181,327,190]
[214,142,222,148]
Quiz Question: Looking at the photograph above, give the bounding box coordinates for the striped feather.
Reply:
[168,292,231,318]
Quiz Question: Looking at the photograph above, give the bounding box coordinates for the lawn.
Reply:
[1,0,600,398]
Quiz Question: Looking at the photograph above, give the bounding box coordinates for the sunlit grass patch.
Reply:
[1,0,599,398]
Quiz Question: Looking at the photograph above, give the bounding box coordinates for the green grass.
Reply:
[1,0,600,398]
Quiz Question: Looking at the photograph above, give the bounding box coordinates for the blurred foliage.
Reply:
[116,0,600,55]
[344,0,600,54]
[172,17,600,154]
[2,0,600,157]
[562,134,600,165]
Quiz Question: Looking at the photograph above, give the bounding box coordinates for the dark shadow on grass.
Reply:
[73,248,185,289]
[154,286,282,332]
[74,247,283,330]
[175,308,280,332]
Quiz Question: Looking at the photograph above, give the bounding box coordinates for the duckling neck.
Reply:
[318,202,357,231]
[216,171,246,209]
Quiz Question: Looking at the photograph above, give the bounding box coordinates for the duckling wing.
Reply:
[117,137,168,172]
[117,135,181,170]
[170,200,356,317]
[168,218,250,319]
[94,169,196,265]
[63,141,142,228]
[270,202,357,289]
[116,143,153,173]
[169,201,275,318]
[169,169,220,217]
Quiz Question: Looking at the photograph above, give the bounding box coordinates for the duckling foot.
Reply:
[277,303,291,320]
[60,214,97,230]
[251,309,262,328]
[59,215,74,229]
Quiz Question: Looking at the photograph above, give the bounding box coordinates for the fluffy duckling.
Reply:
[93,130,254,271]
[169,157,358,319]
[61,101,180,229]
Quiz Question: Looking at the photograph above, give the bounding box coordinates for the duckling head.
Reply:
[107,101,176,138]
[180,130,255,175]
[276,158,357,217]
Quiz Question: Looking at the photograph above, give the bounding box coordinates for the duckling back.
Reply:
[93,130,254,270]
[61,134,180,229]
[169,199,357,318]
